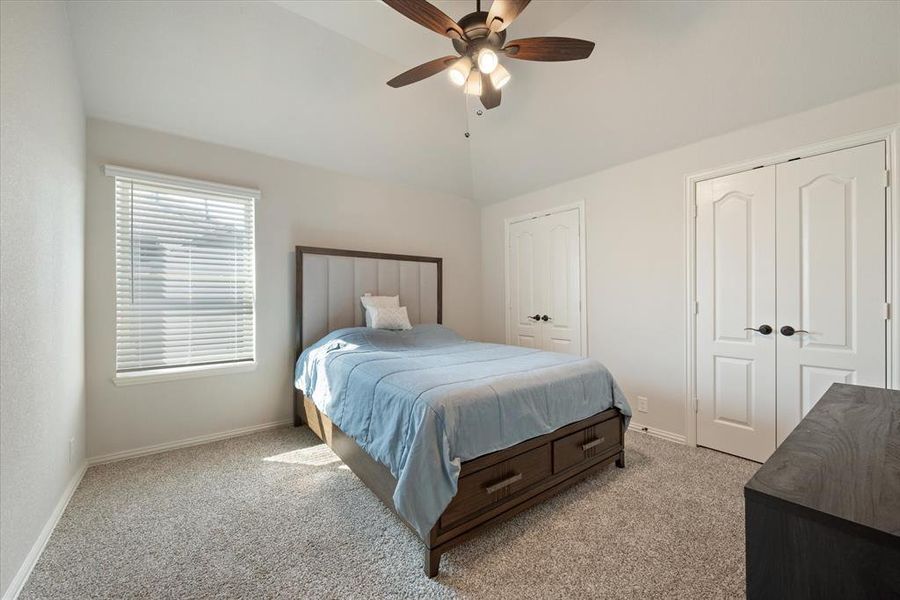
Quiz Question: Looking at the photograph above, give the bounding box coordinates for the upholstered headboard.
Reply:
[294,246,442,357]
[293,246,443,424]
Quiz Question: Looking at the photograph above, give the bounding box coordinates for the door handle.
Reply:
[541,315,551,322]
[744,325,773,335]
[780,325,809,337]
[527,314,541,321]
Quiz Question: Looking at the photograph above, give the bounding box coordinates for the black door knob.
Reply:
[528,314,541,321]
[744,325,772,335]
[780,325,810,336]
[541,315,550,322]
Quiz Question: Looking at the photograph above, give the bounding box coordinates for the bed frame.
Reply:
[293,245,626,577]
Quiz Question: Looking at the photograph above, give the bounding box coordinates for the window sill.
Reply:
[113,361,256,386]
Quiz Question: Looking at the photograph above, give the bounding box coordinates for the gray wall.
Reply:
[84,119,483,460]
[0,1,86,595]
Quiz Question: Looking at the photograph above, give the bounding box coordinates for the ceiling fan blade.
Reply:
[480,72,501,109]
[386,55,457,88]
[503,37,595,61]
[381,0,465,40]
[486,0,531,33]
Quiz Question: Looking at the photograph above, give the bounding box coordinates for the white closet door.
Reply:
[540,208,582,354]
[508,217,546,348]
[507,208,583,354]
[774,142,887,445]
[696,167,777,463]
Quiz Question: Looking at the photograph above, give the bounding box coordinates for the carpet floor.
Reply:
[21,427,757,599]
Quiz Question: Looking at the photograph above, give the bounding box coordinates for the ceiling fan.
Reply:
[384,0,595,110]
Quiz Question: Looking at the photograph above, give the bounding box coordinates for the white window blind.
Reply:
[111,167,256,374]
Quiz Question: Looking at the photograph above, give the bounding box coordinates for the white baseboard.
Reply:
[86,418,293,466]
[627,421,687,445]
[2,463,87,600]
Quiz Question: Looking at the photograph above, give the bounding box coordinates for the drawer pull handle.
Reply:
[485,473,523,494]
[581,437,606,451]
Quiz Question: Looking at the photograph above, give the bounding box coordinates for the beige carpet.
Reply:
[21,426,757,599]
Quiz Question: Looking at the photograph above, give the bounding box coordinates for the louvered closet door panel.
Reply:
[774,142,887,445]
[115,177,255,372]
[696,167,777,463]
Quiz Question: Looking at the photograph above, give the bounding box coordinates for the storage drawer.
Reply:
[441,444,551,528]
[552,417,620,473]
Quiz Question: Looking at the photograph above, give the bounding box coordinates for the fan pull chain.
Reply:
[464,92,471,138]
[463,94,484,138]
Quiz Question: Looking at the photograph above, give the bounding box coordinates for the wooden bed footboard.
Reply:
[299,395,625,577]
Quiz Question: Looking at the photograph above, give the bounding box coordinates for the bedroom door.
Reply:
[696,167,778,463]
[507,207,583,355]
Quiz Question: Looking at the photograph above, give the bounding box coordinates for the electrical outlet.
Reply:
[68,438,75,464]
[637,396,649,413]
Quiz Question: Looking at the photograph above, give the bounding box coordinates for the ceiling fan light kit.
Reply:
[383,0,595,110]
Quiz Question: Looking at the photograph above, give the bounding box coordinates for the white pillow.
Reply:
[360,294,399,327]
[369,306,413,330]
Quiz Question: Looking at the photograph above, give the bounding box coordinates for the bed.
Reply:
[293,246,631,576]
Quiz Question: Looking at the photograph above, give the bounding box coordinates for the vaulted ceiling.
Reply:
[66,0,900,204]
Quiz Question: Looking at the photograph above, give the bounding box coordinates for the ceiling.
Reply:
[65,1,900,205]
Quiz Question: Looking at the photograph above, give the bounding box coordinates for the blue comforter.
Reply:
[294,325,631,538]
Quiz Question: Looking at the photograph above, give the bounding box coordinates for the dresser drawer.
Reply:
[441,444,551,528]
[552,417,620,473]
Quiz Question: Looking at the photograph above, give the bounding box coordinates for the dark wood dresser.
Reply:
[745,384,900,599]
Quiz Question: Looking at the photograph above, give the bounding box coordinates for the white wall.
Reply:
[481,84,900,439]
[0,1,86,596]
[84,119,482,459]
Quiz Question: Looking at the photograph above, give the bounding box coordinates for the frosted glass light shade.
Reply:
[464,70,482,95]
[448,57,471,86]
[477,48,498,74]
[490,64,511,89]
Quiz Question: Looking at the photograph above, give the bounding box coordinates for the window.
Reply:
[109,166,257,382]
